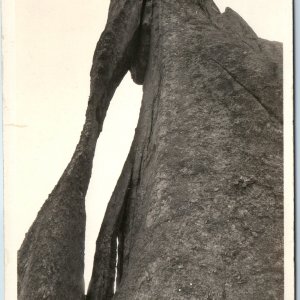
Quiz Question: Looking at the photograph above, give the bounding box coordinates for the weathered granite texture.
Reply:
[88,0,283,299]
[19,0,283,299]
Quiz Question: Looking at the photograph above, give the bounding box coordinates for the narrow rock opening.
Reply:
[84,73,142,292]
[113,237,119,294]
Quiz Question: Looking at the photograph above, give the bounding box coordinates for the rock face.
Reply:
[19,0,283,299]
[88,1,283,299]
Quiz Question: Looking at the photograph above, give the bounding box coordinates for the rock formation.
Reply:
[18,0,146,298]
[18,0,283,299]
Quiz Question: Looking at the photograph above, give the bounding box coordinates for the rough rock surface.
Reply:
[88,0,283,299]
[19,0,283,299]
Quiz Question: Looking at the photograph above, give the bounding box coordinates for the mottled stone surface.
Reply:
[89,0,283,299]
[19,0,283,299]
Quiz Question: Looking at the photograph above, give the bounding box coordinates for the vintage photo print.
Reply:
[3,0,294,298]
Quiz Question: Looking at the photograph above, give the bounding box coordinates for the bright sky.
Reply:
[4,0,289,298]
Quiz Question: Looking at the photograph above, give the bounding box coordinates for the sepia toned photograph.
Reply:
[3,0,294,299]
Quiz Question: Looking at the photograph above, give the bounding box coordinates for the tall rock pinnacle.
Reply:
[19,1,283,299]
